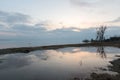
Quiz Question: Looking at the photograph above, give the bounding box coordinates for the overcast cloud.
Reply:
[0,10,119,39]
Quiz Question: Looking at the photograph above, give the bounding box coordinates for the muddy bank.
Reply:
[0,42,119,54]
[71,56,120,80]
[85,57,120,80]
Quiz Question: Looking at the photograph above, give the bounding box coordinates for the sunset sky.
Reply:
[0,0,120,48]
[0,0,120,30]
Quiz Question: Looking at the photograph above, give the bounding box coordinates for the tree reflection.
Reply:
[79,60,83,66]
[97,46,107,58]
[0,59,3,63]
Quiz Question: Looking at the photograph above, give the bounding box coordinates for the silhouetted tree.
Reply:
[83,39,89,43]
[91,38,94,42]
[96,26,107,42]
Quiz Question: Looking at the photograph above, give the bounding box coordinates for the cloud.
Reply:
[108,17,120,23]
[104,17,120,27]
[70,0,91,7]
[0,24,7,30]
[12,24,45,32]
[0,11,29,29]
[0,11,72,33]
[0,31,17,36]
[0,10,119,40]
[0,11,47,36]
[69,0,118,13]
[0,11,34,26]
[70,0,102,7]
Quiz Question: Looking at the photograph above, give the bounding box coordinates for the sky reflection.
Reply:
[0,47,119,80]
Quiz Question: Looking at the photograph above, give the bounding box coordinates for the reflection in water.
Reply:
[0,47,119,80]
[79,60,83,66]
[97,46,107,58]
[0,59,3,63]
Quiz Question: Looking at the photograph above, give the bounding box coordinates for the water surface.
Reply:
[0,47,120,80]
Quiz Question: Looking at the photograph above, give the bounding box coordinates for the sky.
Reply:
[0,0,120,38]
[0,0,120,28]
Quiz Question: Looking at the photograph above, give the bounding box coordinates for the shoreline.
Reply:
[0,42,120,54]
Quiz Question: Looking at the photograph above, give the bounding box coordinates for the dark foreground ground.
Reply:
[70,56,120,80]
[82,57,120,80]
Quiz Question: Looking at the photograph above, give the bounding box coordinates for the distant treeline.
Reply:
[104,36,120,42]
[83,36,120,43]
[83,26,120,43]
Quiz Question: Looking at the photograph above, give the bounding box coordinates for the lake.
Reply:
[0,47,120,80]
[0,38,83,49]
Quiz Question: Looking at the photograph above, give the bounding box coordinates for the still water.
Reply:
[0,38,83,49]
[0,47,120,80]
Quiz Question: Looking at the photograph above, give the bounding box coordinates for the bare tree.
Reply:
[96,26,107,42]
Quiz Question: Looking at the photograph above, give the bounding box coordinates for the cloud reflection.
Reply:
[0,47,119,80]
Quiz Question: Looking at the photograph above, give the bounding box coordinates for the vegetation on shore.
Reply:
[83,26,120,43]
